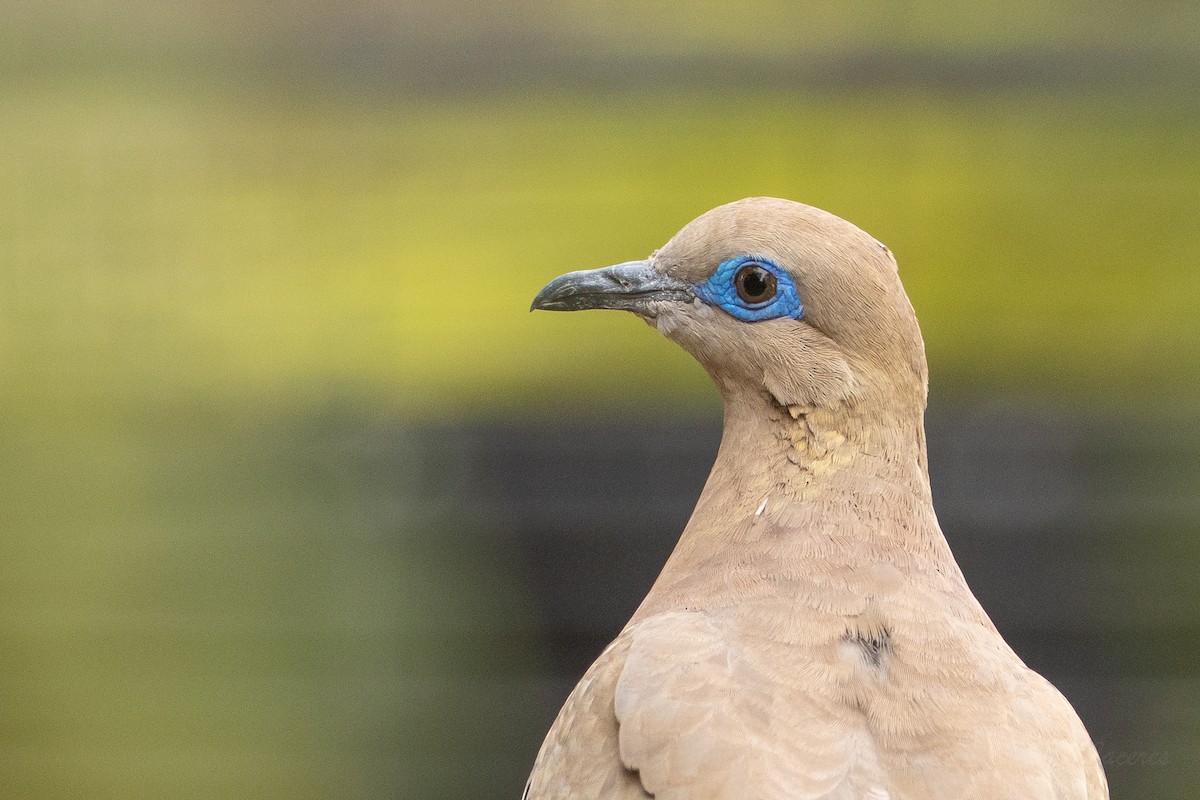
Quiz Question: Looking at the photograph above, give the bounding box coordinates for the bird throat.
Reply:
[636,386,952,623]
[710,386,933,514]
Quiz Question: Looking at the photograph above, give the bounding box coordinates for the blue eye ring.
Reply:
[693,255,804,322]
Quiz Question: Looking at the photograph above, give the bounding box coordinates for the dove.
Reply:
[525,197,1107,799]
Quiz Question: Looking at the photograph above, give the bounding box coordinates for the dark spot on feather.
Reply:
[845,627,892,668]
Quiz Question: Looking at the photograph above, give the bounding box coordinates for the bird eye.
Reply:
[693,256,802,321]
[734,264,777,305]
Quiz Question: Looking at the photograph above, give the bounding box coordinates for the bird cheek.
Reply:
[651,301,716,346]
[761,341,857,409]
[648,304,683,336]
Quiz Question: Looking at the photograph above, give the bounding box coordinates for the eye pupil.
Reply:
[735,264,777,304]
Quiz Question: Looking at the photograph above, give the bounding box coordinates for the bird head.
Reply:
[532,197,928,416]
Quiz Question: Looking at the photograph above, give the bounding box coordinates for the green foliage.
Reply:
[4,87,1198,419]
[3,4,1199,797]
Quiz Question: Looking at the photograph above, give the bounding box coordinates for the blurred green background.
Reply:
[3,1,1199,798]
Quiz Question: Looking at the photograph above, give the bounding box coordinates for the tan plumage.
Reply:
[526,198,1107,799]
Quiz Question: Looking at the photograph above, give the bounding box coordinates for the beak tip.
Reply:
[530,274,580,313]
[529,261,690,315]
[529,289,555,312]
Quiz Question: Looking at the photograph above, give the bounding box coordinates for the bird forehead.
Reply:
[654,224,797,284]
[652,198,884,285]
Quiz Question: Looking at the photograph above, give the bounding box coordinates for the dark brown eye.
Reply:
[734,264,777,304]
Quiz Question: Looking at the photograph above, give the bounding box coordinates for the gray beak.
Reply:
[531,260,694,313]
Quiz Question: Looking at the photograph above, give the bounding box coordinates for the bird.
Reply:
[525,197,1107,799]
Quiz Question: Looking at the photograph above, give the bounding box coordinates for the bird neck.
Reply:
[675,384,952,560]
[711,384,931,503]
[629,386,971,624]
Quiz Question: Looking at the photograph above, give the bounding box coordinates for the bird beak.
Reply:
[531,260,694,313]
